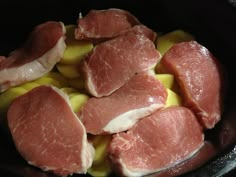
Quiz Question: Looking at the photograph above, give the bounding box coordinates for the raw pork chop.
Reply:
[77,72,167,135]
[160,41,223,129]
[0,21,66,92]
[7,86,94,176]
[75,8,140,40]
[108,106,204,177]
[82,32,161,97]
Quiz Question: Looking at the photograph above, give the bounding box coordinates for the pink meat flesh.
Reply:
[77,72,167,135]
[7,86,94,176]
[160,41,223,129]
[152,141,218,177]
[0,21,66,92]
[82,32,161,97]
[0,56,6,62]
[75,8,140,40]
[108,106,204,177]
[119,24,157,42]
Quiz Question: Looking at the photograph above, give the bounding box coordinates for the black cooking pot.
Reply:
[0,0,235,177]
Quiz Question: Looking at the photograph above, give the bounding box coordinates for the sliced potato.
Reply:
[69,93,89,112]
[155,74,174,89]
[156,30,195,55]
[20,82,40,91]
[88,161,112,177]
[56,63,80,78]
[34,77,62,88]
[60,87,78,95]
[60,25,93,64]
[35,72,69,88]
[155,30,194,74]
[165,88,182,107]
[0,87,27,113]
[92,135,112,165]
[88,135,112,177]
[44,72,69,87]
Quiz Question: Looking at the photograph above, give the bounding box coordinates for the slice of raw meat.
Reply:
[75,8,140,40]
[108,106,204,177]
[7,85,94,176]
[77,72,167,135]
[160,41,223,129]
[0,21,66,92]
[82,32,161,97]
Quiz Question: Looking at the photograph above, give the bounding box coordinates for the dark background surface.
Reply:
[0,0,236,176]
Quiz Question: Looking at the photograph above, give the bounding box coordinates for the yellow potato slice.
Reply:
[88,161,112,177]
[60,25,93,64]
[157,30,195,55]
[92,135,112,165]
[56,63,80,78]
[0,87,27,113]
[34,77,62,88]
[165,88,182,107]
[155,74,174,89]
[60,87,78,95]
[88,135,112,177]
[44,72,69,87]
[20,82,40,91]
[35,72,69,88]
[156,30,194,73]
[69,93,89,112]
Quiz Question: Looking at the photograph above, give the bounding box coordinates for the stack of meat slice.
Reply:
[5,8,223,177]
[75,9,166,135]
[77,72,167,135]
[80,29,160,97]
[75,9,223,177]
[75,8,157,42]
[105,41,223,176]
